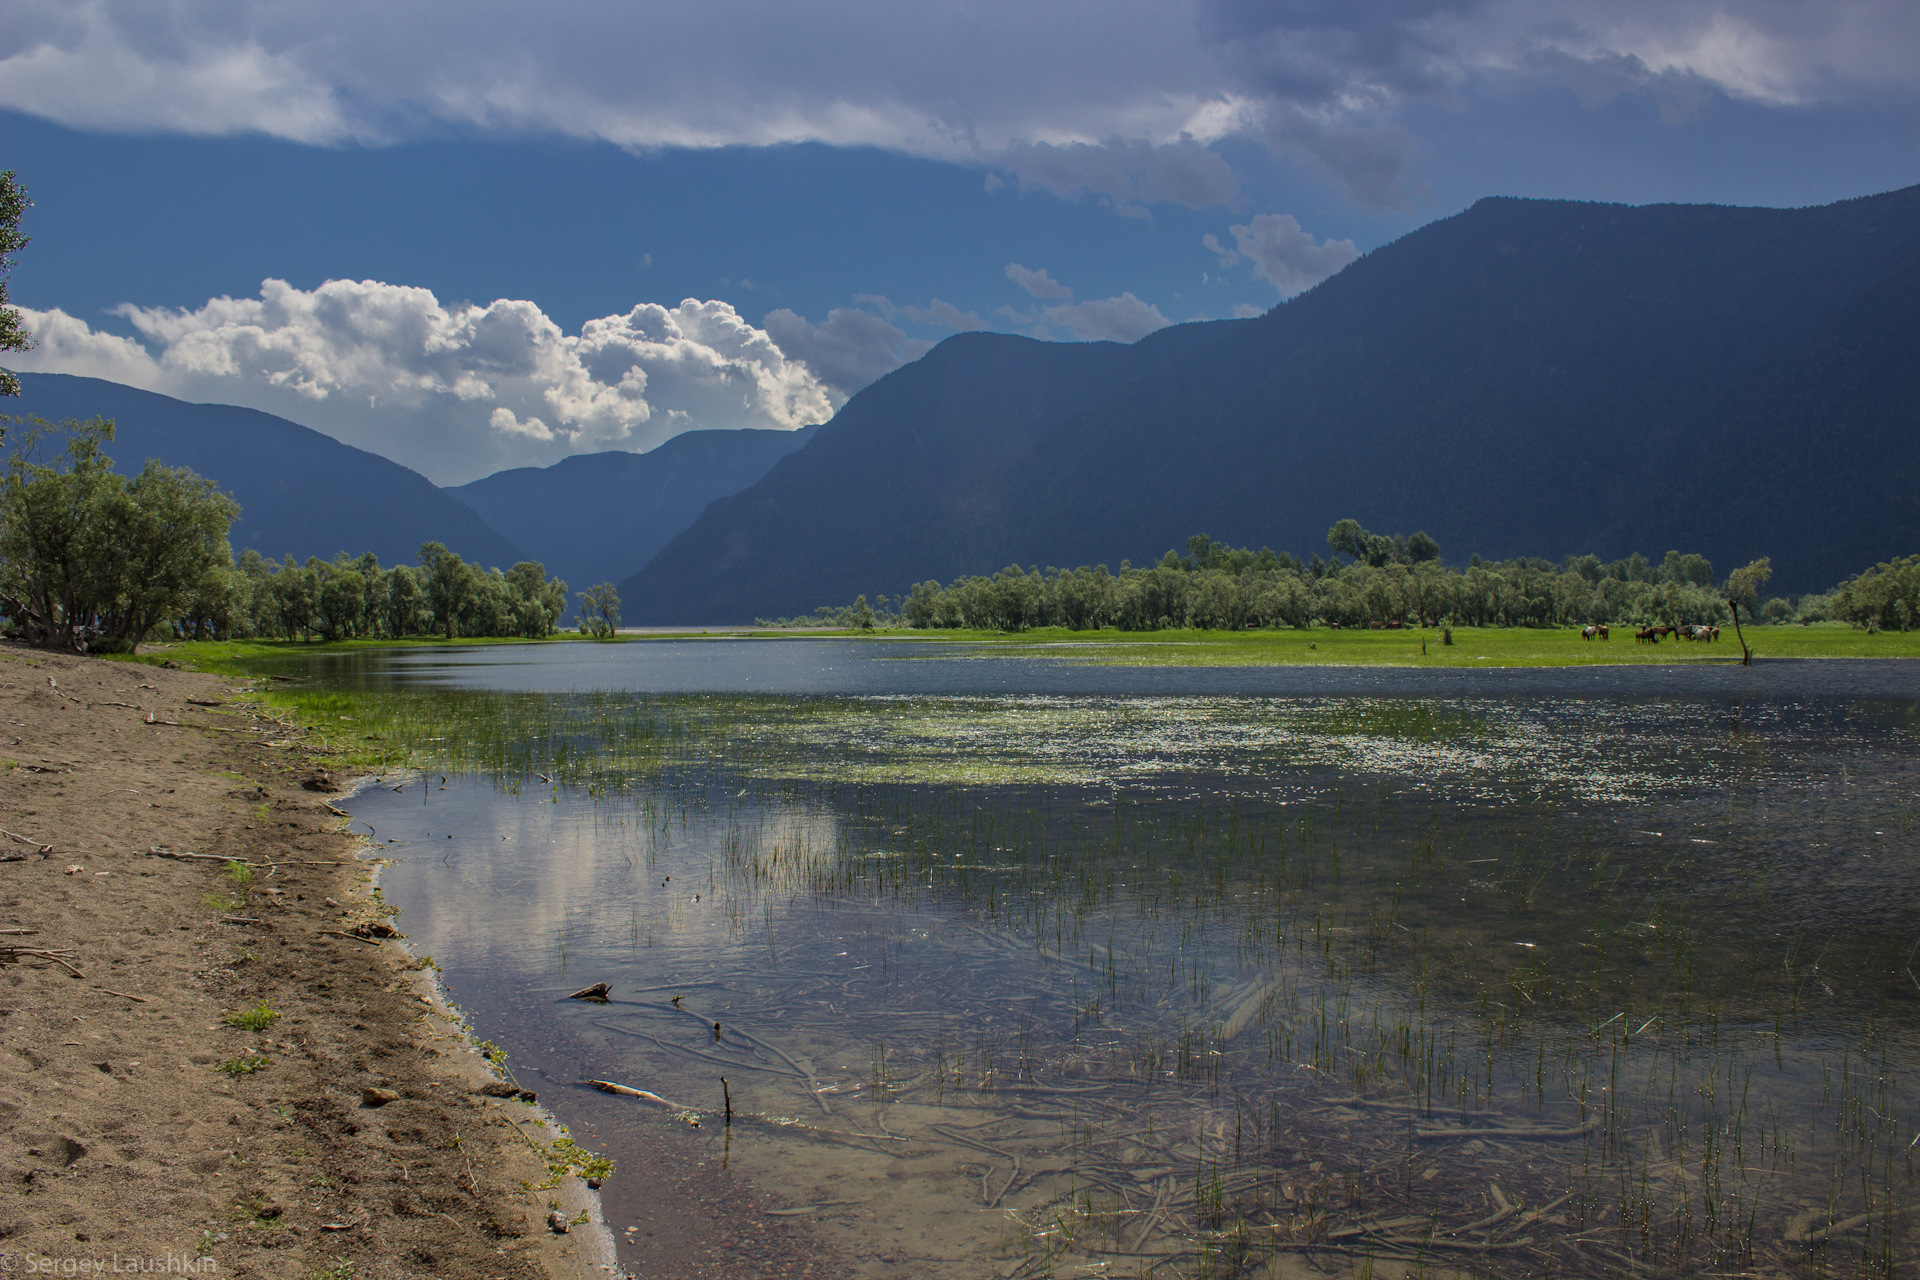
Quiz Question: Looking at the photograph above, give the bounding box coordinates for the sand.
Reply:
[0,646,620,1279]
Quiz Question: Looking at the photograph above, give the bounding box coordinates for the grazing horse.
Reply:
[1598,624,1609,640]
[1582,625,1597,640]
[1636,627,1658,643]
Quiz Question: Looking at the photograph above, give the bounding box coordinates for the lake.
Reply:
[321,641,1920,1278]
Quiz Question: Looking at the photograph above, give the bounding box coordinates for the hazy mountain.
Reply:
[448,425,817,598]
[7,374,528,571]
[624,184,1920,621]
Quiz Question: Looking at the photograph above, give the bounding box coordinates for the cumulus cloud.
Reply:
[1212,214,1363,296]
[1005,263,1074,301]
[13,280,841,484]
[5,1,1912,212]
[762,307,932,396]
[1042,293,1171,343]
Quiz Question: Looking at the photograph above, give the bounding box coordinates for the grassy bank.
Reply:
[104,634,596,772]
[765,620,1920,666]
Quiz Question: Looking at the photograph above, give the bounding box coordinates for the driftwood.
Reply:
[582,1078,703,1127]
[2,945,84,978]
[568,982,611,1001]
[320,929,382,945]
[0,830,52,855]
[584,1078,677,1107]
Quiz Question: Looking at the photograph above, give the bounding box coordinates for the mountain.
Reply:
[6,374,528,571]
[625,184,1920,621]
[617,322,1242,622]
[447,425,817,597]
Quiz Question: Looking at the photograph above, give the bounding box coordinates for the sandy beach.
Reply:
[0,645,618,1279]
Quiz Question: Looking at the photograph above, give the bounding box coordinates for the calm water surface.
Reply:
[324,642,1920,1279]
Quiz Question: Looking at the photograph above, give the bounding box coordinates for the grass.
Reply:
[848,620,1920,666]
[223,1000,279,1031]
[216,1054,271,1077]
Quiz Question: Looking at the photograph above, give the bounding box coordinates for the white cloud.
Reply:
[1042,293,1171,343]
[5,1,1911,212]
[762,307,932,395]
[1006,263,1074,301]
[1215,214,1362,296]
[13,281,840,484]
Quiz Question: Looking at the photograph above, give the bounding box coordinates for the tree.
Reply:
[1405,531,1441,564]
[577,582,621,638]
[89,459,239,645]
[505,560,567,637]
[417,541,476,638]
[0,171,32,399]
[0,417,118,648]
[1724,557,1773,665]
[0,417,237,650]
[1327,519,1366,564]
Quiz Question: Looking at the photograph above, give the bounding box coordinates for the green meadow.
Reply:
[781,620,1920,666]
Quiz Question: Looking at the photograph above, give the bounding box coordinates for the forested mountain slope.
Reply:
[626,184,1920,621]
[449,424,816,596]
[8,375,528,571]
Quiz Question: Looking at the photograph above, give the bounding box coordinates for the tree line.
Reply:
[0,416,623,651]
[763,523,1903,633]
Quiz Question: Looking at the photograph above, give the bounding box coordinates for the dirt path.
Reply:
[0,646,618,1279]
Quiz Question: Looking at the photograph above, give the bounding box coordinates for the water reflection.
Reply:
[278,636,1920,699]
[337,677,1918,1279]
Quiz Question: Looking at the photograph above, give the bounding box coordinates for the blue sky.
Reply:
[5,1,1918,483]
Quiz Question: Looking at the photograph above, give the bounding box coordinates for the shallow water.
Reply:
[286,636,1920,698]
[324,644,1920,1279]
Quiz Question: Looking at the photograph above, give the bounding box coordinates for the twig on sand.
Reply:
[2,945,85,978]
[95,986,150,1003]
[0,830,52,855]
[320,929,382,945]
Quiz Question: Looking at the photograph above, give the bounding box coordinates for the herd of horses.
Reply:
[1581,623,1722,643]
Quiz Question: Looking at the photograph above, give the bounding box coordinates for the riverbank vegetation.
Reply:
[765,524,1915,634]
[0,415,573,650]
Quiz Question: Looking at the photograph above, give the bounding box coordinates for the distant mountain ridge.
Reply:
[448,424,816,597]
[7,374,529,572]
[622,184,1920,621]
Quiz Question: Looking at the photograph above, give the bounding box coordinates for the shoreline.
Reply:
[0,645,622,1280]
